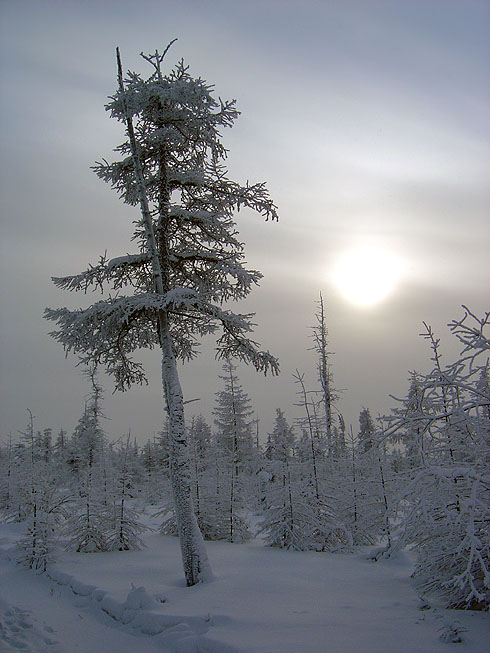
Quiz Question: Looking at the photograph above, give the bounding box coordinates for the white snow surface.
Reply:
[1,518,488,653]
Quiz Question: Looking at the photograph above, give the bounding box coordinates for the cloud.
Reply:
[0,0,488,440]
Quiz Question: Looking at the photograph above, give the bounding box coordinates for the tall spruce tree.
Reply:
[45,45,278,585]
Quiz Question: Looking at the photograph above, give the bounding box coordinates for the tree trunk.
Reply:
[160,315,211,585]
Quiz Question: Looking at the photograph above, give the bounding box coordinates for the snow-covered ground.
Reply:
[1,518,488,652]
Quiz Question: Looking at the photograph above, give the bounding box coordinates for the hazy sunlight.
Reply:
[331,244,404,307]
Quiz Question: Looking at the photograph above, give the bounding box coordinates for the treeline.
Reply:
[1,306,489,611]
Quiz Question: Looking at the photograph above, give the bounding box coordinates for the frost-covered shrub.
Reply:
[6,412,70,570]
[64,494,108,553]
[387,308,490,609]
[401,467,489,609]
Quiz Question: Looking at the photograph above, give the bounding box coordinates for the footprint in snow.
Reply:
[0,598,60,652]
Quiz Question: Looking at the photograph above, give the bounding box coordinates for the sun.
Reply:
[330,244,404,307]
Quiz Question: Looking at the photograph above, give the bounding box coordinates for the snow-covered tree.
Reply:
[0,434,14,511]
[259,409,306,549]
[310,294,338,456]
[390,372,427,471]
[188,415,211,523]
[293,371,325,498]
[64,369,109,553]
[68,368,106,476]
[188,415,235,540]
[386,307,490,609]
[106,435,146,551]
[51,428,72,483]
[334,426,374,546]
[357,407,376,455]
[214,361,255,473]
[140,436,167,504]
[12,412,70,571]
[354,408,393,548]
[54,428,67,455]
[264,409,296,464]
[213,361,256,542]
[292,373,350,551]
[45,45,278,585]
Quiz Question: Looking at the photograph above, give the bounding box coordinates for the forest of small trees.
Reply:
[1,303,489,611]
[0,45,488,614]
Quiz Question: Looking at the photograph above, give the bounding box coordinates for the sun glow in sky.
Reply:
[331,244,406,307]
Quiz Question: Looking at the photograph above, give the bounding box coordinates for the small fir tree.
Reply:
[64,370,109,553]
[259,409,305,549]
[213,362,255,542]
[106,435,146,551]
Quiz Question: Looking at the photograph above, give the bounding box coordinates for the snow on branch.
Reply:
[449,306,490,369]
[198,175,279,222]
[215,323,279,376]
[45,288,279,388]
[52,253,151,294]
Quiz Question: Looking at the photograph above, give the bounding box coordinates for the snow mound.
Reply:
[45,567,239,651]
[124,584,158,610]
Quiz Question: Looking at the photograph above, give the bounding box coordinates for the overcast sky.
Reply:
[1,0,488,443]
